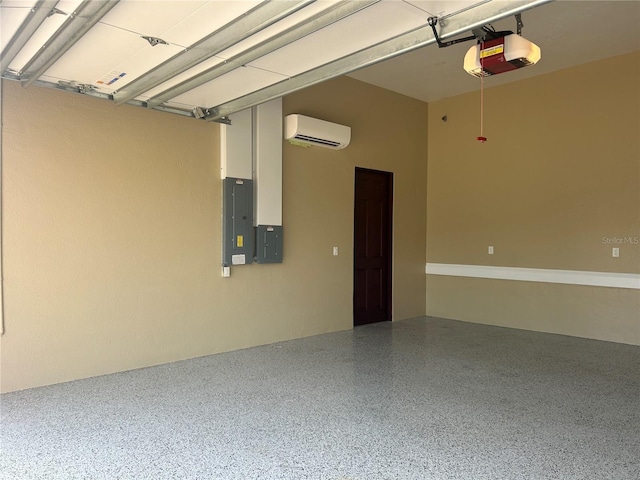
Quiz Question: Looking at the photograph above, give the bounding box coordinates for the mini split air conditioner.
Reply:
[284,114,351,149]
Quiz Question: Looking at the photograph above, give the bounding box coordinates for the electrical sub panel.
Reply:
[223,178,254,266]
[255,225,283,264]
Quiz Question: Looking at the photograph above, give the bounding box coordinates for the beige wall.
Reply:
[3,48,636,393]
[0,76,428,392]
[426,51,640,345]
[283,77,428,322]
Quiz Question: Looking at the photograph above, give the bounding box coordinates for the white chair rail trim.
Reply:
[426,263,640,290]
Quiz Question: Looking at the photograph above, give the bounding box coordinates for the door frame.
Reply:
[353,167,393,325]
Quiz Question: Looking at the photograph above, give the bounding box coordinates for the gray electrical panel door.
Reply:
[223,177,253,266]
[255,225,283,263]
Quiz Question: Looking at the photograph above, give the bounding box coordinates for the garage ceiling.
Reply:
[350,0,640,102]
[3,1,637,121]
[1,0,557,122]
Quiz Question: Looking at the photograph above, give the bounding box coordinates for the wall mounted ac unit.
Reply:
[284,114,351,150]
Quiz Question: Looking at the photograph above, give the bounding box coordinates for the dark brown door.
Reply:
[353,168,393,326]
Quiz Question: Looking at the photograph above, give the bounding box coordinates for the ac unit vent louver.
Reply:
[284,114,351,150]
[293,134,341,148]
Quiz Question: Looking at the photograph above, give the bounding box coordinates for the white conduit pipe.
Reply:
[1,79,4,336]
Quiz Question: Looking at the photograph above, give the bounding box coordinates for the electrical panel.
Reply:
[223,177,253,266]
[220,99,282,270]
[255,225,283,264]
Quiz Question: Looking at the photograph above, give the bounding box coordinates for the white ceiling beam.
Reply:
[0,0,59,74]
[146,0,381,108]
[112,0,316,106]
[19,0,120,88]
[204,0,553,122]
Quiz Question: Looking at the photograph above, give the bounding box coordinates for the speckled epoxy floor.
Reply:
[1,316,639,480]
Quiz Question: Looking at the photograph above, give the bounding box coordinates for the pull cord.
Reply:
[477,41,487,143]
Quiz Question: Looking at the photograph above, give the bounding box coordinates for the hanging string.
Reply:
[477,41,487,143]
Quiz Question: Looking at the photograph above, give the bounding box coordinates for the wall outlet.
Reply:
[333,246,339,256]
[222,266,231,277]
[612,247,619,258]
[488,246,494,255]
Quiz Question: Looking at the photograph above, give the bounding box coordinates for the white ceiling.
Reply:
[349,0,640,102]
[1,0,638,121]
